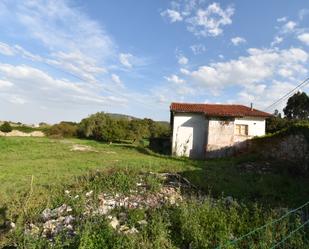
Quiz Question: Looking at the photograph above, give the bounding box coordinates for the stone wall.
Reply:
[249,134,309,163]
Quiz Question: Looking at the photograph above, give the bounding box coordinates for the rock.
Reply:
[122,226,139,234]
[118,225,130,232]
[10,221,16,229]
[109,217,119,230]
[25,223,40,236]
[42,219,63,238]
[137,220,147,226]
[64,190,70,195]
[86,190,93,197]
[42,208,53,221]
[64,215,75,225]
[55,204,69,216]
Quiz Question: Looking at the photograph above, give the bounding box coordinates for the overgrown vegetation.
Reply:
[77,112,170,143]
[47,122,78,138]
[2,168,309,248]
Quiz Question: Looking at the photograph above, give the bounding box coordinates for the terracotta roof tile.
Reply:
[170,102,272,118]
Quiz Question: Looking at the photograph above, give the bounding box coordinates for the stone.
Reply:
[109,217,119,230]
[64,215,75,225]
[66,206,73,213]
[125,226,139,234]
[9,221,16,229]
[25,223,40,236]
[137,220,147,226]
[42,208,53,221]
[118,225,130,232]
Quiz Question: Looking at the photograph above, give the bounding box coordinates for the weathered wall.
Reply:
[206,117,266,158]
[206,119,234,158]
[172,113,208,158]
[172,114,267,159]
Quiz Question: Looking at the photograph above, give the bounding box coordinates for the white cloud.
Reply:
[187,47,308,89]
[190,44,206,54]
[0,63,126,108]
[111,73,121,84]
[0,79,13,88]
[298,33,309,45]
[119,53,133,68]
[14,0,115,59]
[237,81,296,113]
[161,9,183,22]
[0,1,117,85]
[282,21,297,33]
[231,36,246,46]
[177,55,189,65]
[165,74,185,84]
[180,68,190,75]
[271,36,283,47]
[161,2,234,37]
[111,73,125,89]
[277,17,287,22]
[0,42,16,56]
[9,95,27,105]
[187,3,234,37]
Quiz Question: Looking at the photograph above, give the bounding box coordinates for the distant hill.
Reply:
[106,113,139,121]
[106,113,170,126]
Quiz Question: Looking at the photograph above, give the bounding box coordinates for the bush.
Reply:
[47,122,77,138]
[0,122,12,133]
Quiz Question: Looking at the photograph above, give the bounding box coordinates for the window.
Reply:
[235,124,248,136]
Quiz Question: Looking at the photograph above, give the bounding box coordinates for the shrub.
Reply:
[47,122,77,138]
[0,122,12,133]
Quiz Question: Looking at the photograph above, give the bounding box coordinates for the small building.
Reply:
[170,102,272,159]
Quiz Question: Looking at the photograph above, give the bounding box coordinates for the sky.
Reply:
[1,0,309,124]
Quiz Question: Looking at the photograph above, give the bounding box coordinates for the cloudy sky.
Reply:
[1,0,309,124]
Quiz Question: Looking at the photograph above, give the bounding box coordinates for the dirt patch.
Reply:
[70,144,98,152]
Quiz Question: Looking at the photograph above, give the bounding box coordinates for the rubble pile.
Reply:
[25,204,75,240]
[24,173,196,240]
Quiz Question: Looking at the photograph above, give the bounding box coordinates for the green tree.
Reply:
[283,91,309,120]
[78,112,124,142]
[0,122,12,133]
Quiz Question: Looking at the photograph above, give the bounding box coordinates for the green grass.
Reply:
[1,136,309,248]
[1,136,309,215]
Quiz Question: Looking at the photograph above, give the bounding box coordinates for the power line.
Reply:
[264,77,309,111]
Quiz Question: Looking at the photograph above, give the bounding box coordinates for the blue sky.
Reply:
[0,0,309,124]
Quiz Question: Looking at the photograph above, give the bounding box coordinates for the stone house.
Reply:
[170,102,272,159]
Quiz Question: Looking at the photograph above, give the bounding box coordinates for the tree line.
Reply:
[266,91,309,133]
[46,113,170,143]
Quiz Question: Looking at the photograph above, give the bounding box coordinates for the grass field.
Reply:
[1,136,309,248]
[1,136,309,212]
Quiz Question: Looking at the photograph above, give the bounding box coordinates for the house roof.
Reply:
[170,102,272,118]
